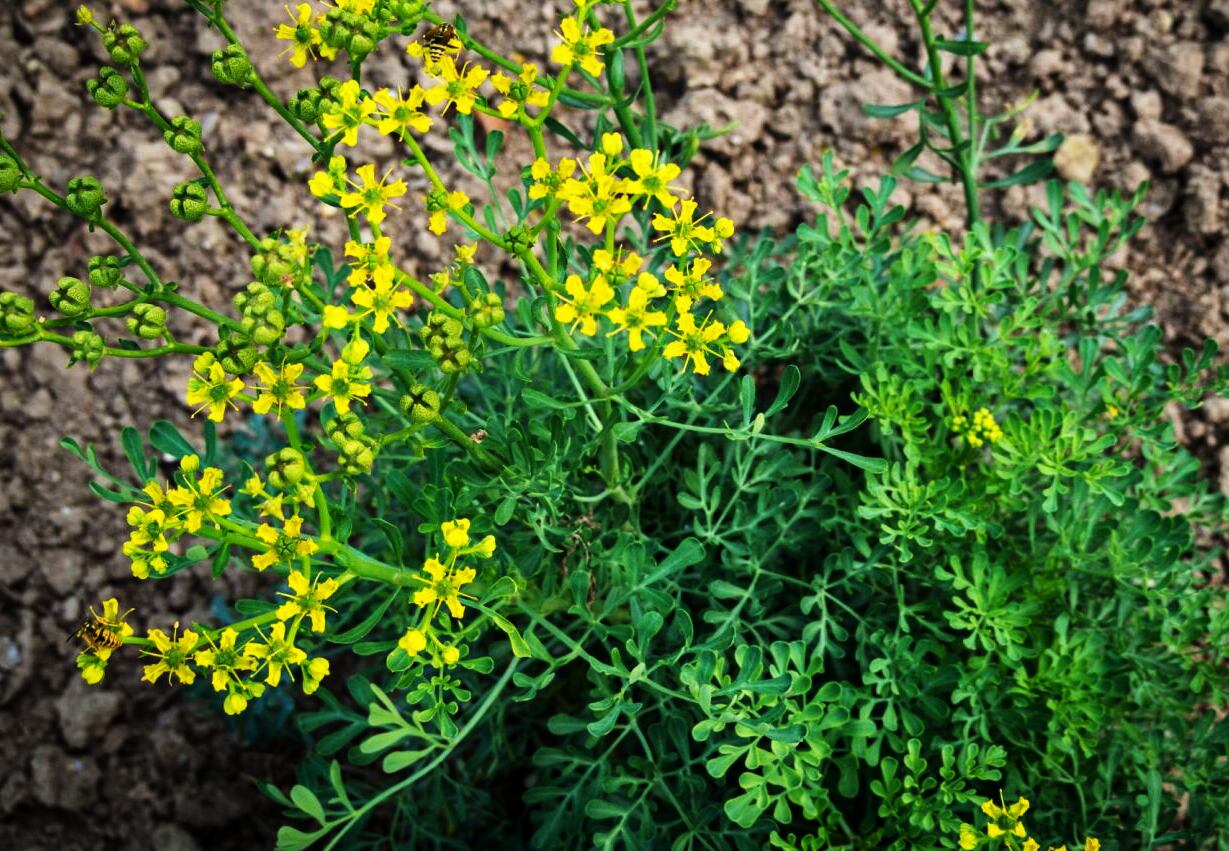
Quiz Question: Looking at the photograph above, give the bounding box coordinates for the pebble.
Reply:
[1132,120,1194,173]
[56,683,123,749]
[1053,134,1101,184]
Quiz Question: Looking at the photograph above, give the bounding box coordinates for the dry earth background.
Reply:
[2,0,1229,848]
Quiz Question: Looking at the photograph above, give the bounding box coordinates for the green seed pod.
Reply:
[503,224,534,255]
[400,384,441,424]
[289,87,326,123]
[241,312,285,347]
[70,329,106,368]
[388,0,427,27]
[211,45,253,88]
[86,66,129,110]
[126,303,167,340]
[250,238,302,287]
[318,76,343,102]
[169,182,209,222]
[431,337,472,374]
[607,47,625,94]
[0,292,37,337]
[265,447,309,490]
[164,116,203,155]
[102,23,148,65]
[233,281,276,317]
[326,411,367,443]
[420,310,464,350]
[0,156,21,194]
[348,30,377,59]
[87,255,126,289]
[49,276,92,317]
[336,437,376,475]
[214,331,260,375]
[469,292,506,329]
[65,176,106,218]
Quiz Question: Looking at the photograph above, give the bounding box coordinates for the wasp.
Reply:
[420,23,462,65]
[68,606,134,654]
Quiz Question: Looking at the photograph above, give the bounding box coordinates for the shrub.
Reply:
[4,1,1226,849]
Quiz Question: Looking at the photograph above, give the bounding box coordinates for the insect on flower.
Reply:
[420,23,462,65]
[68,604,134,654]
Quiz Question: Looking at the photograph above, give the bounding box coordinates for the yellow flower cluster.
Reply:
[532,134,748,373]
[73,597,135,685]
[951,407,1003,447]
[959,795,1100,851]
[123,455,232,578]
[323,236,414,333]
[398,518,497,668]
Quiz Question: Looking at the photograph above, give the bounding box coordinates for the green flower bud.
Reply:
[318,76,343,101]
[70,329,106,368]
[0,292,37,337]
[503,224,534,255]
[65,176,106,218]
[0,156,22,194]
[164,116,202,155]
[326,411,366,443]
[211,45,253,88]
[289,88,326,123]
[431,337,472,374]
[86,66,129,110]
[103,23,147,65]
[214,331,260,375]
[420,310,464,350]
[87,255,126,289]
[388,0,427,26]
[49,276,92,317]
[336,437,376,475]
[169,181,209,222]
[317,8,382,59]
[469,292,506,329]
[250,238,304,287]
[233,281,276,316]
[241,312,285,347]
[126,303,167,340]
[400,384,441,424]
[265,447,309,490]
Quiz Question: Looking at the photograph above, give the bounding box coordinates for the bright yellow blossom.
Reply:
[252,514,319,571]
[558,152,632,234]
[344,236,395,288]
[490,63,549,118]
[309,155,349,199]
[243,622,307,688]
[606,288,667,352]
[423,189,470,235]
[551,16,614,77]
[554,273,615,336]
[252,361,307,416]
[652,198,717,257]
[372,86,432,138]
[313,351,373,413]
[166,464,231,533]
[663,312,746,376]
[624,148,683,208]
[274,3,323,69]
[321,79,376,147]
[193,627,257,693]
[142,625,199,686]
[529,156,577,200]
[441,517,471,548]
[276,569,341,632]
[663,257,723,312]
[422,56,489,116]
[186,353,245,423]
[351,278,413,333]
[413,554,477,619]
[339,163,408,226]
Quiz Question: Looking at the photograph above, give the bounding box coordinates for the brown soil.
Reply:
[2,0,1227,848]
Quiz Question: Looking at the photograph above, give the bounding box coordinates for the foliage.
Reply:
[2,0,1227,849]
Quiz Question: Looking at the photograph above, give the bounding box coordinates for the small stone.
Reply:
[1132,120,1193,173]
[29,745,101,810]
[1185,167,1222,235]
[1196,96,1229,140]
[1204,397,1229,424]
[1130,89,1163,122]
[1213,240,1229,285]
[56,683,123,749]
[1030,48,1064,78]
[1053,134,1101,184]
[1149,42,1204,99]
[41,548,83,596]
[1086,0,1124,27]
[151,824,203,851]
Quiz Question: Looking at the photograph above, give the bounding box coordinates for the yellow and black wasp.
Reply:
[420,23,462,65]
[68,606,133,654]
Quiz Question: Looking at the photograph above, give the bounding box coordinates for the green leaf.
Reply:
[472,602,530,657]
[587,705,621,737]
[289,785,326,826]
[765,365,801,417]
[862,100,920,118]
[983,158,1054,189]
[329,590,397,644]
[382,748,431,773]
[584,799,628,820]
[149,420,196,459]
[480,575,519,603]
[739,374,756,423]
[120,426,147,481]
[934,37,988,56]
[275,826,327,851]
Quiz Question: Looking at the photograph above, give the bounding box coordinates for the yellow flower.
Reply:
[302,657,330,695]
[242,622,307,688]
[1084,840,1100,851]
[412,555,477,619]
[421,56,489,116]
[958,823,978,850]
[309,155,349,199]
[600,132,624,157]
[372,85,432,138]
[125,505,174,552]
[339,163,407,226]
[313,355,373,414]
[663,257,723,312]
[166,465,231,533]
[193,627,256,692]
[652,198,717,257]
[624,148,683,208]
[124,540,168,579]
[551,16,614,77]
[441,518,471,548]
[529,156,577,201]
[490,63,549,118]
[276,570,341,632]
[345,236,395,288]
[186,353,245,423]
[399,627,428,655]
[558,152,632,234]
[1024,840,1039,851]
[605,288,667,352]
[252,514,319,571]
[252,361,307,416]
[421,189,469,235]
[986,824,1005,839]
[351,277,413,333]
[274,3,323,69]
[554,273,614,336]
[663,311,745,376]
[474,534,497,558]
[321,79,376,147]
[441,645,461,665]
[142,625,199,686]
